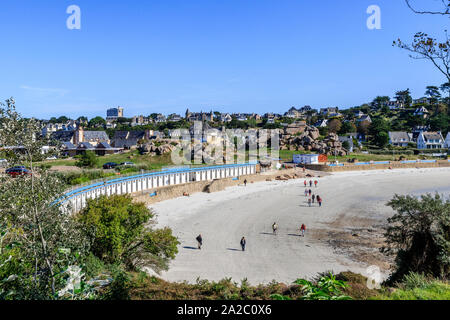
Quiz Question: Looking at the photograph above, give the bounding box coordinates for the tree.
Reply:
[374,131,390,148]
[327,118,342,134]
[357,120,371,137]
[75,151,98,168]
[0,98,89,299]
[404,0,449,16]
[372,96,390,109]
[395,89,413,108]
[382,193,450,283]
[429,113,449,132]
[88,116,106,128]
[440,82,450,110]
[338,121,356,135]
[425,85,442,105]
[57,116,70,123]
[77,195,179,272]
[395,1,450,103]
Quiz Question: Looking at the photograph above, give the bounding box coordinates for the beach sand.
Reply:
[150,167,450,285]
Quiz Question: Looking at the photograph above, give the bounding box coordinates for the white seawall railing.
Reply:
[60,163,257,213]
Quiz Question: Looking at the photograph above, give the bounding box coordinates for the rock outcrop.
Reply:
[280,125,348,156]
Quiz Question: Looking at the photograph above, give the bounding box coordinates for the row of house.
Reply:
[389,129,450,150]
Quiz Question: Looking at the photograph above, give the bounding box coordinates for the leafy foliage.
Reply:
[0,99,89,299]
[75,151,99,168]
[294,273,351,300]
[382,193,450,283]
[77,195,179,273]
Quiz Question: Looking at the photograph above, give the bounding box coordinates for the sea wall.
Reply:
[305,160,450,172]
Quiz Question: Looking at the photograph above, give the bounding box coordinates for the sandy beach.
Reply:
[150,167,450,285]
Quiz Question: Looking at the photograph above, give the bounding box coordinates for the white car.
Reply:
[46,156,58,160]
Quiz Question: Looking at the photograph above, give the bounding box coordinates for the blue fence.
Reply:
[61,163,255,204]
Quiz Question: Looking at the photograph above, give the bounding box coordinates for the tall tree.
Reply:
[327,118,342,134]
[395,89,413,107]
[425,85,442,106]
[372,96,390,109]
[395,2,450,82]
[0,98,89,299]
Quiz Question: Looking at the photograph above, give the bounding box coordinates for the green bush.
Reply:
[60,170,116,186]
[77,195,179,272]
[75,151,98,168]
[383,193,450,283]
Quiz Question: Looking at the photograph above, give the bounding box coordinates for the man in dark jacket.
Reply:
[240,237,246,251]
[196,234,203,249]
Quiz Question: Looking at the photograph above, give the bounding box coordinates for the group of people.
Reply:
[272,222,306,237]
[304,180,322,207]
[193,178,321,253]
[196,234,247,251]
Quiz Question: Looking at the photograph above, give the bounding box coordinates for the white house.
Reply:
[413,106,429,118]
[417,131,445,150]
[445,132,450,149]
[293,154,319,164]
[314,119,328,128]
[388,132,412,147]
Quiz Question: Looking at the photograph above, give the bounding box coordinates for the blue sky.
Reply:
[0,0,448,119]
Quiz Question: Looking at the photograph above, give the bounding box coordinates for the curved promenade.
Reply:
[61,163,257,212]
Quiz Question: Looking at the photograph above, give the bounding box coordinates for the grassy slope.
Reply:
[44,150,174,171]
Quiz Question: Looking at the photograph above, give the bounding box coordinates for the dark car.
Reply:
[6,167,32,178]
[103,162,118,169]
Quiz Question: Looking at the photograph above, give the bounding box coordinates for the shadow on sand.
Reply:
[287,234,301,237]
[183,246,198,250]
[260,232,276,236]
[226,248,241,252]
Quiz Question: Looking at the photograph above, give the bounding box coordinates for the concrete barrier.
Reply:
[305,159,450,172]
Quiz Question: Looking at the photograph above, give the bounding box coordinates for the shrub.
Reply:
[75,151,98,168]
[382,193,450,283]
[77,195,179,273]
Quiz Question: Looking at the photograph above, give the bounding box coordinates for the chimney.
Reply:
[75,126,84,144]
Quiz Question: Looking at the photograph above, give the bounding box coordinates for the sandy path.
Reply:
[151,167,450,285]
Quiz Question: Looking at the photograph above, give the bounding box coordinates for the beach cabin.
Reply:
[293,154,319,165]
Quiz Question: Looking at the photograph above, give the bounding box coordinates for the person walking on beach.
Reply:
[312,194,315,203]
[300,224,306,237]
[240,237,246,251]
[309,180,313,187]
[308,198,312,207]
[314,180,318,188]
[304,189,308,197]
[244,179,247,186]
[317,196,322,207]
[196,234,203,250]
[272,222,278,235]
[308,189,312,196]
[304,180,307,188]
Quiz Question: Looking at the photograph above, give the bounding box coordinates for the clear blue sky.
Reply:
[0,0,448,119]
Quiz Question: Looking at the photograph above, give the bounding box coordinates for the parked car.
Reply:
[6,166,32,178]
[103,162,118,169]
[46,156,58,160]
[119,162,135,166]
